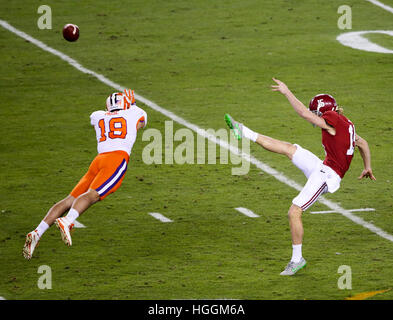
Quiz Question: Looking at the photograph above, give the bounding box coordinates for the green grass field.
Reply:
[1,0,393,300]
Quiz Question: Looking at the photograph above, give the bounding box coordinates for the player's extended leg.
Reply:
[22,195,75,260]
[71,188,100,216]
[255,134,297,160]
[288,204,303,245]
[279,204,307,276]
[43,195,75,225]
[55,151,129,247]
[281,164,328,275]
[55,188,100,246]
[224,114,297,159]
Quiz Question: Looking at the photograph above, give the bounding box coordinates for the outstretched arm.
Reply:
[355,134,376,180]
[271,78,335,135]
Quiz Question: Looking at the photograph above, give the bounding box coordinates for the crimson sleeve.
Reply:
[322,111,339,127]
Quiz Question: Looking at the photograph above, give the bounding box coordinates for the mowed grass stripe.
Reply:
[1,19,392,242]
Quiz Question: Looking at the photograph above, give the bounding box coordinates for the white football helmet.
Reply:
[106,89,136,112]
[106,93,125,112]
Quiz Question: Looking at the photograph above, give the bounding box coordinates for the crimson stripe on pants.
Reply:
[301,182,327,211]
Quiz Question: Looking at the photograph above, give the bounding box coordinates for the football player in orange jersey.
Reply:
[23,89,147,259]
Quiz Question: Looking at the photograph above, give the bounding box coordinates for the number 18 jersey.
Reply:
[321,111,355,178]
[90,106,147,156]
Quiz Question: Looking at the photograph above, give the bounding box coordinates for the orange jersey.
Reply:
[90,105,147,156]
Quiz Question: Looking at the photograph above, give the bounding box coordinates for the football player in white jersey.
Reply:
[23,89,147,259]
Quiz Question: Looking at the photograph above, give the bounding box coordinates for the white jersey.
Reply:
[90,105,147,155]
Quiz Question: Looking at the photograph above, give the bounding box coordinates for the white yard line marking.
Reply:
[235,207,260,218]
[337,31,393,54]
[148,212,173,223]
[73,220,86,228]
[0,296,6,300]
[366,0,393,14]
[1,19,392,242]
[311,208,376,214]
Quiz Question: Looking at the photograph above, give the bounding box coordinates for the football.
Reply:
[62,24,79,42]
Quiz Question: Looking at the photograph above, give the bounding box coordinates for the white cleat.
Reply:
[280,257,307,276]
[55,217,74,246]
[23,230,40,260]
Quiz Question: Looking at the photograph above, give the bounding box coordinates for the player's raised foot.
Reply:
[55,217,74,246]
[280,257,307,276]
[224,114,243,140]
[23,230,40,260]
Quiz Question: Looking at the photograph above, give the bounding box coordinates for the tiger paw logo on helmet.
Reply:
[106,89,136,112]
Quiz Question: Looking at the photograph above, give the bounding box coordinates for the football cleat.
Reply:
[309,94,338,117]
[23,230,40,260]
[54,217,74,246]
[280,257,307,276]
[224,113,243,140]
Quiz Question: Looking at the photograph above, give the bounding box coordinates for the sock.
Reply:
[242,125,258,142]
[35,221,49,238]
[291,244,302,263]
[65,208,79,224]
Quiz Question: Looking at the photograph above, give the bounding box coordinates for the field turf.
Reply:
[0,0,393,300]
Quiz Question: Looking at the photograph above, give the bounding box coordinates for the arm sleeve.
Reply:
[90,112,96,126]
[142,111,147,127]
[322,111,339,128]
[135,109,147,128]
[90,111,103,126]
[136,111,147,129]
